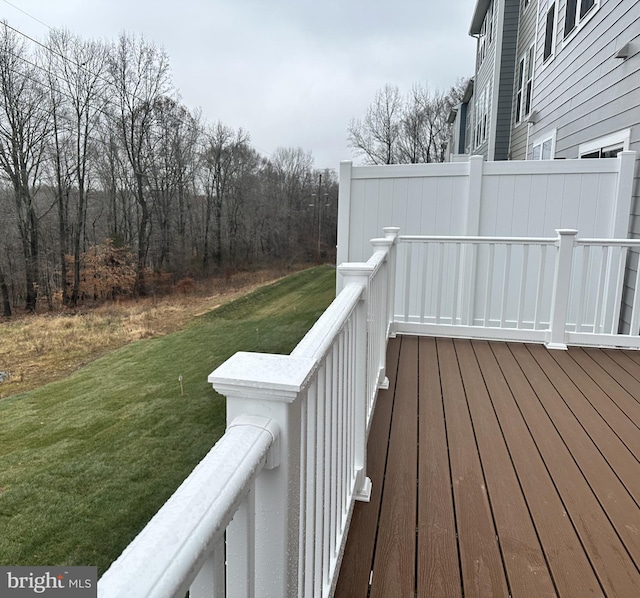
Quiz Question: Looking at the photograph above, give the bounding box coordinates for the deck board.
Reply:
[336,336,640,597]
[369,336,418,597]
[454,339,556,597]
[417,337,462,598]
[438,338,508,598]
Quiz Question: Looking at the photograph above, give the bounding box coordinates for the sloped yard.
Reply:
[0,266,335,573]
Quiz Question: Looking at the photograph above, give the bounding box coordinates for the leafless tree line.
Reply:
[0,24,338,316]
[348,80,469,165]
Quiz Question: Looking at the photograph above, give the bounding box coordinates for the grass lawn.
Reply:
[0,266,335,574]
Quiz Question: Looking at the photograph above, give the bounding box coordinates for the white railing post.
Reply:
[209,354,316,598]
[337,265,372,502]
[370,237,394,391]
[383,227,400,336]
[547,229,578,350]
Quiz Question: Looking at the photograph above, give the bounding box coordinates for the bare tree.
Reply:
[45,29,109,305]
[349,79,470,165]
[0,23,50,312]
[107,32,172,295]
[200,122,250,272]
[347,84,402,165]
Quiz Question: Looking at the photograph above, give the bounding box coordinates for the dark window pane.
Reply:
[565,0,577,36]
[580,0,595,19]
[544,4,555,60]
[601,146,623,158]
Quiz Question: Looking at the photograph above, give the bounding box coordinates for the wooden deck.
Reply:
[335,336,640,598]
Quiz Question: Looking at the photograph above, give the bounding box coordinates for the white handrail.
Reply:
[97,417,278,598]
[292,283,363,360]
[399,234,556,245]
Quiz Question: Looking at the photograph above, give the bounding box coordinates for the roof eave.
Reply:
[469,0,492,35]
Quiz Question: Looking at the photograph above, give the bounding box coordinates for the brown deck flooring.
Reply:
[335,336,640,598]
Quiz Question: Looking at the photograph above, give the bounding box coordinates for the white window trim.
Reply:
[579,129,631,157]
[474,84,491,149]
[539,0,558,72]
[516,45,535,127]
[562,0,600,47]
[530,129,557,160]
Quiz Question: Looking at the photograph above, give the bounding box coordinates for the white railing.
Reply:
[97,416,278,597]
[98,228,399,598]
[392,229,640,349]
[98,225,640,598]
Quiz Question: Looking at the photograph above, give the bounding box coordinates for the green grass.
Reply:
[0,266,335,573]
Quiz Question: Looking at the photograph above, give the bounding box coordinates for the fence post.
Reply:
[466,155,484,236]
[336,161,354,291]
[209,353,315,597]
[547,229,578,350]
[611,151,636,237]
[337,265,373,502]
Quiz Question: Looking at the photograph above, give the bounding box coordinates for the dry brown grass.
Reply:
[0,267,301,398]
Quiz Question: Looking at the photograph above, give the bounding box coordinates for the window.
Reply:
[515,57,525,124]
[579,129,631,158]
[543,3,556,62]
[477,1,494,65]
[487,1,494,43]
[531,130,556,160]
[524,46,534,115]
[474,85,491,148]
[564,0,598,38]
[515,45,534,124]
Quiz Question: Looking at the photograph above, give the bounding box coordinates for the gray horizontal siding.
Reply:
[509,0,538,159]
[494,0,521,160]
[528,0,640,331]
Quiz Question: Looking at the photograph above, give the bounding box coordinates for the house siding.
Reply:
[526,0,640,330]
[471,0,499,159]
[509,0,539,159]
[494,0,521,160]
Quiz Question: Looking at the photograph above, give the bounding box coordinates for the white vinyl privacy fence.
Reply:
[338,152,636,264]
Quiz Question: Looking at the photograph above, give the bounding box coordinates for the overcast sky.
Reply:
[2,0,477,170]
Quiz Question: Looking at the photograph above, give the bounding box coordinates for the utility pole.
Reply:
[317,173,322,261]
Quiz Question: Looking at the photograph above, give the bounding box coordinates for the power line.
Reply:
[0,19,274,166]
[1,0,52,30]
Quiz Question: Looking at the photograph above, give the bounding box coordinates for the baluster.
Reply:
[576,245,590,333]
[452,242,461,326]
[629,250,640,336]
[434,243,443,324]
[534,244,547,330]
[500,244,512,328]
[517,244,529,328]
[593,245,609,334]
[190,539,226,598]
[484,243,495,326]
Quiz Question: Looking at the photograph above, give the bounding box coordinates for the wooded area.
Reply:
[0,24,339,315]
[0,22,462,316]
